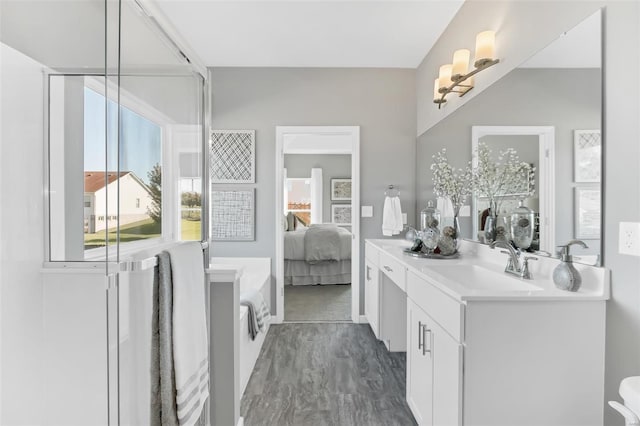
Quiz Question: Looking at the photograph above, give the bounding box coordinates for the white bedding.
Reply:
[284,227,352,261]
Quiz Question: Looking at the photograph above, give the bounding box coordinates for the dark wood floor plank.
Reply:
[241,323,417,426]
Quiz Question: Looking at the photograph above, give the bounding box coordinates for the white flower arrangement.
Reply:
[430,148,473,216]
[473,142,536,213]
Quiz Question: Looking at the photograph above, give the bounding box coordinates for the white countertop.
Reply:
[367,238,610,302]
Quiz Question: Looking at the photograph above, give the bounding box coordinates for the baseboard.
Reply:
[237,416,244,426]
[359,315,369,324]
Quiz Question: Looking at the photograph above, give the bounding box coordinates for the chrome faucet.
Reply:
[489,240,538,279]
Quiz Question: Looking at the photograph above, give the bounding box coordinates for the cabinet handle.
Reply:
[418,321,423,351]
[383,265,393,273]
[366,266,371,281]
[422,327,432,356]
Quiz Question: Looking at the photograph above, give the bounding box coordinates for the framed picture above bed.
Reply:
[331,178,352,201]
[331,204,352,226]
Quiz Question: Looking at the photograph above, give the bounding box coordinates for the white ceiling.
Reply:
[0,0,184,70]
[154,0,464,68]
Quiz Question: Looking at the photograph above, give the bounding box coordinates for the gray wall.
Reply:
[284,154,351,225]
[415,2,640,423]
[417,68,601,256]
[210,67,417,314]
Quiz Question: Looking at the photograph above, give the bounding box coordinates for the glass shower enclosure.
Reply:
[2,0,207,423]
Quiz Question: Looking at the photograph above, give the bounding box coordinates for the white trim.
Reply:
[471,125,555,252]
[84,76,175,126]
[359,315,369,324]
[275,126,360,323]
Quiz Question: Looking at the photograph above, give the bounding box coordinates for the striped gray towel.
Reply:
[240,290,271,340]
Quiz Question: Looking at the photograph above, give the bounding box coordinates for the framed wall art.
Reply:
[574,130,601,183]
[211,188,255,241]
[331,204,352,226]
[210,130,256,183]
[331,178,352,201]
[574,187,600,240]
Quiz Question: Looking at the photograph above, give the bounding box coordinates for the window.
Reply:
[48,74,204,261]
[286,178,312,224]
[82,86,162,251]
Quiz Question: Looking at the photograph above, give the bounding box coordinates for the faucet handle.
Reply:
[522,256,538,279]
[500,250,516,271]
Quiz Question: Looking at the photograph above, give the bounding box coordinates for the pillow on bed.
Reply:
[286,212,295,231]
[295,214,308,227]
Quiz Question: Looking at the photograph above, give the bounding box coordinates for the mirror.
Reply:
[417,10,602,265]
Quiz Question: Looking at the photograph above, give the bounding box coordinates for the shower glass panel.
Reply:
[115,1,206,424]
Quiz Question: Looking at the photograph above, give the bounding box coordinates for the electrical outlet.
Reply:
[619,222,640,256]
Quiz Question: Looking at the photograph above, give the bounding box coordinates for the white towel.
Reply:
[166,242,209,426]
[240,289,271,340]
[382,195,403,236]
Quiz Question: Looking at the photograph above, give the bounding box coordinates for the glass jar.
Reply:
[420,201,441,252]
[510,200,535,250]
[420,200,441,232]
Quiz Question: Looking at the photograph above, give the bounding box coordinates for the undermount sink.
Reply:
[427,264,543,292]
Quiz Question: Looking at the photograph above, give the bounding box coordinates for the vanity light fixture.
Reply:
[433,30,499,109]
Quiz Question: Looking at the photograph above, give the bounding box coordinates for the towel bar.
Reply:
[119,241,209,272]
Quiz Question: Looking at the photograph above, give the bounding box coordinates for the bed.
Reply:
[284,224,352,285]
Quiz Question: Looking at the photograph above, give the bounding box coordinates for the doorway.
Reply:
[275,126,360,323]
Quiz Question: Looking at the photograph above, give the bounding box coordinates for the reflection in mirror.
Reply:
[471,126,555,255]
[416,10,602,266]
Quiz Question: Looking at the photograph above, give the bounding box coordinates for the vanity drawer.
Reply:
[407,270,464,342]
[379,252,406,292]
[365,242,379,267]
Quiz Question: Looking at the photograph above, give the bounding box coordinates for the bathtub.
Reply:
[210,257,272,396]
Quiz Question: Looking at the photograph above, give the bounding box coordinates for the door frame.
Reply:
[274,126,360,323]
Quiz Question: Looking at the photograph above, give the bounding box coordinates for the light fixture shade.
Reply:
[475,30,496,67]
[438,64,453,91]
[433,78,440,101]
[452,49,470,80]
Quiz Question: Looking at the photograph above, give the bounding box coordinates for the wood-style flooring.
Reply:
[241,323,417,426]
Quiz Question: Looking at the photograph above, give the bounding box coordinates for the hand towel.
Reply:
[151,251,180,426]
[382,196,403,236]
[240,289,271,340]
[166,242,209,426]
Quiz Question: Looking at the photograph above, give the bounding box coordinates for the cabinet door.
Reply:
[431,317,463,426]
[364,260,380,338]
[407,300,433,426]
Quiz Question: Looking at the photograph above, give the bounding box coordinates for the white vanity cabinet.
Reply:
[364,258,380,339]
[365,238,608,426]
[365,241,407,351]
[406,270,605,426]
[364,241,380,338]
[407,272,463,426]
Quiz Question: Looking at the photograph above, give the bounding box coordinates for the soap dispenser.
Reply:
[553,240,589,292]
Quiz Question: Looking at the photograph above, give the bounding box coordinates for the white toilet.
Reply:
[609,376,640,425]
